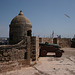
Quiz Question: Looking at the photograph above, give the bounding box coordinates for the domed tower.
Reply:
[9,10,32,44]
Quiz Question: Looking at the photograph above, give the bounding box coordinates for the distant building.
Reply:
[0,37,9,45]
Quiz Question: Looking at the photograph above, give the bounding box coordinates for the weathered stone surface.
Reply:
[9,11,32,45]
[0,54,2,57]
[3,52,8,57]
[0,39,27,62]
[53,38,71,48]
[39,38,53,43]
[31,37,39,62]
[39,37,71,48]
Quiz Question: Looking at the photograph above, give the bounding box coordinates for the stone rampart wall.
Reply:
[39,38,53,44]
[0,36,39,65]
[53,38,71,48]
[0,40,27,61]
[0,36,72,64]
[39,37,71,48]
[58,38,71,48]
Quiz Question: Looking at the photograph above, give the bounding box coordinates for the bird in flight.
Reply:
[64,14,70,18]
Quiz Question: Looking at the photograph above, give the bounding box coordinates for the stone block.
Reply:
[2,57,5,61]
[0,57,2,60]
[4,57,10,61]
[3,52,8,57]
[0,54,2,57]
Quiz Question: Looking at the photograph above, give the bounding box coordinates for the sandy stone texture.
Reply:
[0,48,75,75]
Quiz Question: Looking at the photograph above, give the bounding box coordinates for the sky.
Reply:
[0,0,75,38]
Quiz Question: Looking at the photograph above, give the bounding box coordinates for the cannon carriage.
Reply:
[39,42,64,57]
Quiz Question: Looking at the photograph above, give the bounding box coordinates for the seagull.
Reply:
[64,14,70,18]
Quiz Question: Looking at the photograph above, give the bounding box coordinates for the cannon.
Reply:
[39,42,64,57]
[71,38,75,48]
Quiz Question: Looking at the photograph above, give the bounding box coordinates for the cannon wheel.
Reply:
[55,50,62,57]
[41,50,47,57]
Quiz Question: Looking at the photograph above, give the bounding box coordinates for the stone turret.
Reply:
[9,10,32,44]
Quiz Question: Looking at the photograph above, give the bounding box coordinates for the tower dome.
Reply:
[11,10,32,26]
[9,10,32,44]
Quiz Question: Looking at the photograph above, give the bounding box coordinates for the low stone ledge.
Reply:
[0,40,25,49]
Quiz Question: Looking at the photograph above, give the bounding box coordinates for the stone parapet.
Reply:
[39,38,53,44]
[53,38,71,48]
[0,39,27,62]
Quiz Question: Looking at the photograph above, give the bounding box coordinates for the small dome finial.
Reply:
[18,10,24,15]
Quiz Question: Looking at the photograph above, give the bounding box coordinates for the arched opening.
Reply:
[27,30,31,36]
